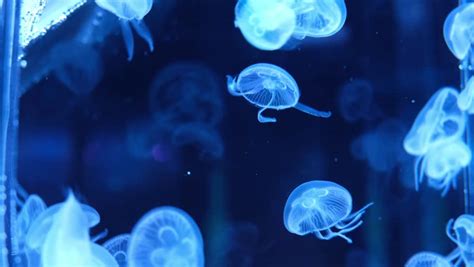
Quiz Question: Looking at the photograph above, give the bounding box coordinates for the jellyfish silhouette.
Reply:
[444,3,474,60]
[458,76,474,113]
[104,234,130,267]
[405,252,452,267]
[227,63,331,123]
[447,214,474,265]
[283,180,373,243]
[149,61,224,127]
[95,0,154,60]
[128,206,204,267]
[338,79,379,123]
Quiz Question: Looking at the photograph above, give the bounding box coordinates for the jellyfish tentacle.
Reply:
[446,248,461,262]
[453,256,462,267]
[130,19,154,52]
[336,213,362,230]
[257,92,277,123]
[91,229,109,243]
[316,228,354,244]
[120,20,135,61]
[342,202,373,223]
[446,219,457,244]
[294,103,331,118]
[414,156,425,191]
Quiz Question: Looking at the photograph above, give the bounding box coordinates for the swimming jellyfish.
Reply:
[227,63,331,123]
[405,252,452,267]
[293,0,347,39]
[443,3,474,60]
[283,180,373,243]
[447,214,474,265]
[403,87,466,157]
[234,0,297,50]
[95,0,154,60]
[458,76,474,113]
[104,234,130,267]
[128,206,204,267]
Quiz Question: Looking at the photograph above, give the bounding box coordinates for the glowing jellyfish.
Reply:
[227,63,331,123]
[293,0,347,39]
[443,3,474,60]
[447,214,474,264]
[458,76,474,113]
[234,0,296,50]
[17,194,46,248]
[128,206,204,267]
[41,193,118,267]
[415,138,471,196]
[95,0,154,60]
[283,180,373,243]
[405,252,452,267]
[104,234,130,267]
[403,87,466,157]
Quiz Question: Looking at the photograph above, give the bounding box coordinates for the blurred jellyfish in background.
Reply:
[405,251,453,267]
[234,0,347,50]
[95,0,154,60]
[351,119,407,173]
[103,234,130,267]
[227,63,331,123]
[443,3,474,60]
[283,180,372,243]
[446,214,474,265]
[338,79,381,123]
[128,206,205,267]
[171,122,225,160]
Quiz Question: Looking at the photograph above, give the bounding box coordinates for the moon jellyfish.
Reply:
[283,180,373,243]
[403,87,466,157]
[95,0,154,60]
[104,234,130,267]
[128,206,204,267]
[447,214,474,265]
[293,0,347,39]
[42,193,118,267]
[234,0,297,50]
[405,252,452,267]
[338,79,379,123]
[458,76,474,113]
[416,139,471,196]
[17,194,46,248]
[227,63,331,123]
[443,3,474,60]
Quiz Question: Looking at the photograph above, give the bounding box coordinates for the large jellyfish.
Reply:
[416,139,471,196]
[443,3,474,60]
[405,251,452,267]
[128,206,205,267]
[227,63,331,123]
[104,234,130,267]
[447,214,474,265]
[234,0,297,50]
[403,87,466,157]
[95,0,154,60]
[283,180,373,243]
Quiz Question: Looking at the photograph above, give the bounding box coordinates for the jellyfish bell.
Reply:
[103,234,130,267]
[283,180,372,243]
[405,251,452,267]
[444,3,474,60]
[447,215,474,253]
[227,63,331,123]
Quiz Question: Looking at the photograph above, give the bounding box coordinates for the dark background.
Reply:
[18,0,466,266]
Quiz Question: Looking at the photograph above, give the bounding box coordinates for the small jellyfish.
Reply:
[447,214,474,264]
[293,0,347,39]
[415,138,471,196]
[128,206,204,267]
[95,0,154,60]
[103,234,130,267]
[458,76,474,113]
[403,87,466,157]
[227,63,331,123]
[234,0,297,50]
[405,251,452,267]
[17,194,46,248]
[283,180,373,243]
[443,3,474,60]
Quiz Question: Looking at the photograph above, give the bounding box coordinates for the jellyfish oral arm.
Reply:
[257,93,277,123]
[120,20,135,61]
[130,19,154,53]
[294,103,332,118]
[226,75,240,96]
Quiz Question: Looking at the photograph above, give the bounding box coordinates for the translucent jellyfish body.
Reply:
[293,0,347,39]
[458,76,474,113]
[128,206,205,267]
[95,0,154,60]
[444,3,474,60]
[234,0,297,50]
[227,63,331,123]
[403,87,466,157]
[405,252,452,267]
[17,194,46,248]
[447,214,474,264]
[416,139,471,196]
[104,234,130,267]
[283,180,373,243]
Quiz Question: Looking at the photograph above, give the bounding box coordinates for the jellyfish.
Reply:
[405,252,452,267]
[227,63,331,123]
[234,0,297,50]
[128,206,205,267]
[95,0,154,60]
[41,192,118,267]
[283,180,373,243]
[17,194,46,248]
[337,79,379,123]
[292,0,347,39]
[415,138,471,196]
[458,76,474,113]
[403,87,466,157]
[443,3,474,60]
[103,234,130,267]
[447,214,474,265]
